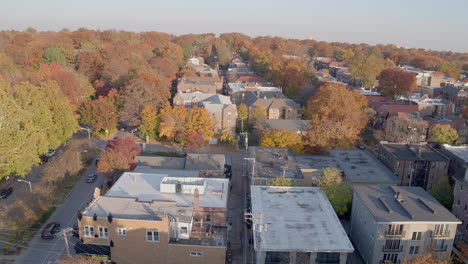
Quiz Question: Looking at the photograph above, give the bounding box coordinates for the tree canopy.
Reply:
[260,130,304,154]
[429,124,459,145]
[377,68,417,98]
[429,176,453,210]
[313,166,352,216]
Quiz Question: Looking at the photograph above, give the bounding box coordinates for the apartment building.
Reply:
[351,185,460,264]
[251,186,354,264]
[441,145,468,243]
[244,91,301,120]
[409,98,454,118]
[77,170,229,264]
[173,92,237,133]
[433,86,468,112]
[177,76,223,94]
[377,143,449,190]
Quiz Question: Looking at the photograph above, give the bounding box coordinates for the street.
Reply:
[16,158,105,264]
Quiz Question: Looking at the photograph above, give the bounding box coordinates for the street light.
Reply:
[80,127,91,142]
[17,179,32,193]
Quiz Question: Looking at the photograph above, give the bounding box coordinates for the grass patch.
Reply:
[38,206,56,224]
[140,151,184,157]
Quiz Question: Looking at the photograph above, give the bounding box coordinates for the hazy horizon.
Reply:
[2,0,467,53]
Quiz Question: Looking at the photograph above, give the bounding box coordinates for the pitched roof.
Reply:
[380,104,419,115]
[354,185,461,223]
[175,92,233,105]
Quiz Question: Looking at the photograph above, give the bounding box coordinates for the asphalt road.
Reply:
[17,159,105,264]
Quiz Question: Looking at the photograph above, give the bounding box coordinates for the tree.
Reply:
[305,83,368,150]
[430,176,453,210]
[185,107,215,141]
[79,91,118,136]
[268,177,293,186]
[184,131,206,149]
[220,129,237,145]
[402,253,451,264]
[158,104,188,142]
[377,68,417,99]
[43,47,66,65]
[138,105,159,142]
[313,167,352,215]
[317,167,343,186]
[429,124,459,145]
[348,53,387,89]
[384,116,426,144]
[237,103,248,131]
[105,137,141,167]
[97,149,130,181]
[120,73,170,126]
[249,105,267,126]
[260,130,304,154]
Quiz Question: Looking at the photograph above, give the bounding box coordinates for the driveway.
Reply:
[16,158,105,264]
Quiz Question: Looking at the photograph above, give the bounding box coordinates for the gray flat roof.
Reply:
[265,119,311,131]
[106,171,229,208]
[251,186,354,252]
[354,185,461,223]
[186,153,225,171]
[249,147,306,180]
[329,149,400,184]
[380,143,448,161]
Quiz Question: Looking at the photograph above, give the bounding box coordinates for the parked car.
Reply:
[0,187,13,199]
[86,174,97,183]
[44,149,56,158]
[41,222,60,239]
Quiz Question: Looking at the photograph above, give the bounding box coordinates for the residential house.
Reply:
[244,91,301,120]
[377,142,449,190]
[251,186,354,264]
[409,98,454,118]
[77,170,229,264]
[177,76,223,94]
[351,185,460,264]
[433,86,468,112]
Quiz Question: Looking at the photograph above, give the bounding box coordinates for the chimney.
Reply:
[193,188,200,209]
[395,191,404,202]
[93,187,100,199]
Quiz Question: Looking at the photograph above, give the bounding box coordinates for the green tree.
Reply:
[260,130,304,154]
[268,177,293,186]
[429,124,459,145]
[43,47,66,65]
[348,53,387,89]
[314,166,352,215]
[430,176,453,210]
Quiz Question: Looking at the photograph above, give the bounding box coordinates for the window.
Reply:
[382,253,398,263]
[146,231,159,242]
[432,162,436,168]
[180,227,188,235]
[190,252,203,257]
[118,228,126,236]
[409,246,420,255]
[458,200,461,206]
[396,161,400,168]
[434,224,449,236]
[384,239,401,250]
[412,232,422,241]
[98,227,108,238]
[205,214,211,222]
[84,226,94,237]
[386,224,404,236]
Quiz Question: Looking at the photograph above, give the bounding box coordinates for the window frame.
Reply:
[84,226,94,237]
[146,230,160,242]
[98,226,109,239]
[190,252,203,257]
[118,228,126,236]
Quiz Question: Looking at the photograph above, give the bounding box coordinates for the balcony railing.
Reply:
[382,245,403,252]
[384,231,406,237]
[380,260,401,264]
[431,230,451,238]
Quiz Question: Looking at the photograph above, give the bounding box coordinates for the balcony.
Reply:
[384,231,405,237]
[382,245,403,252]
[380,260,401,264]
[431,230,450,238]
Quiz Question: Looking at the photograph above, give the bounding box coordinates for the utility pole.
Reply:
[63,228,70,256]
[240,132,248,153]
[244,212,267,251]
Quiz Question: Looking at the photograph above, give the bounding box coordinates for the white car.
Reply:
[44,149,56,158]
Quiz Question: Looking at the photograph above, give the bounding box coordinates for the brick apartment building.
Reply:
[177,76,223,94]
[77,170,229,264]
[377,143,449,190]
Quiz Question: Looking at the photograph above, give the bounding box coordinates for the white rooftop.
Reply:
[251,186,354,253]
[106,171,229,208]
[443,144,468,163]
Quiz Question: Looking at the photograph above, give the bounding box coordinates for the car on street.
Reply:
[86,174,97,183]
[0,187,13,199]
[41,222,60,239]
[44,149,56,158]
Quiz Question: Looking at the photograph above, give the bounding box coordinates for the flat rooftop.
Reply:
[251,186,354,252]
[443,144,468,163]
[329,149,400,184]
[354,185,461,223]
[249,147,306,180]
[380,143,448,161]
[106,171,228,208]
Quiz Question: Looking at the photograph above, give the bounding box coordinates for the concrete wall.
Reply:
[453,179,468,239]
[350,194,378,264]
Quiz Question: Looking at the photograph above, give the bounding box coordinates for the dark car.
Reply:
[0,187,13,199]
[86,174,97,183]
[41,222,60,239]
[72,225,79,238]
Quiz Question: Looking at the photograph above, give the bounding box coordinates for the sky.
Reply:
[1,0,467,52]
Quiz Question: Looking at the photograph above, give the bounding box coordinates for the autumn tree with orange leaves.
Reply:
[377,68,417,99]
[304,83,368,151]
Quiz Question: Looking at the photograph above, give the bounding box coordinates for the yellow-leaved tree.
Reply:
[260,129,304,154]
